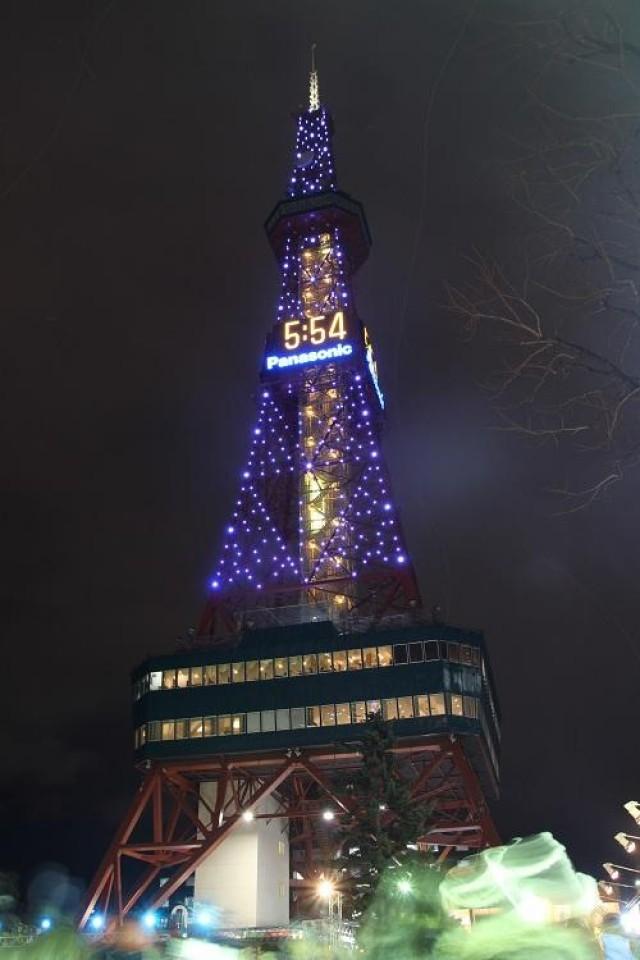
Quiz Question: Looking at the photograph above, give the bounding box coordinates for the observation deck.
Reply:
[132,618,500,801]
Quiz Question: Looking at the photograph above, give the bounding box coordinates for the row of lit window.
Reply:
[134,692,479,747]
[133,640,482,700]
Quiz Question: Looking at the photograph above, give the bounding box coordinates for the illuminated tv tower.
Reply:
[80,64,500,934]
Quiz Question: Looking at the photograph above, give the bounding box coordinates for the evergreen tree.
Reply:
[359,862,452,960]
[338,715,431,918]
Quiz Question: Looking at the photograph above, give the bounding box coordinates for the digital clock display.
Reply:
[282,310,347,351]
[263,309,356,374]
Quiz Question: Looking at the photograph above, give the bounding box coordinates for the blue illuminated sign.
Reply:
[265,342,353,372]
[364,327,385,409]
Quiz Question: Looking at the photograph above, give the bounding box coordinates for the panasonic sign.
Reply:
[265,342,353,372]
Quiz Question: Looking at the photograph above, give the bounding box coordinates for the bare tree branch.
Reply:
[451,3,640,509]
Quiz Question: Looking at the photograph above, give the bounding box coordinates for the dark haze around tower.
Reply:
[198,67,421,639]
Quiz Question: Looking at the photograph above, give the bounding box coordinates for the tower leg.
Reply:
[78,740,497,930]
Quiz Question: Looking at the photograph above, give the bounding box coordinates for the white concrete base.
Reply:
[194,785,289,928]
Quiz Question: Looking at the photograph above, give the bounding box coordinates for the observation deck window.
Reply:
[276,708,290,731]
[449,694,464,716]
[275,657,288,678]
[135,691,482,748]
[363,647,378,668]
[175,719,189,740]
[333,650,347,671]
[429,693,445,715]
[348,649,363,670]
[306,706,320,727]
[161,721,175,741]
[336,703,350,725]
[260,659,274,680]
[291,707,306,729]
[232,662,245,683]
[148,721,161,741]
[247,712,260,734]
[409,642,423,663]
[204,665,217,685]
[351,701,366,723]
[320,704,336,726]
[397,696,414,719]
[218,715,232,736]
[463,696,478,719]
[414,695,430,717]
[302,654,318,675]
[377,645,392,667]
[319,652,333,673]
[232,714,245,734]
[383,699,398,721]
[136,639,486,701]
[261,710,276,732]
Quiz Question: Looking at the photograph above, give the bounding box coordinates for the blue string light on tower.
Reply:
[200,63,420,637]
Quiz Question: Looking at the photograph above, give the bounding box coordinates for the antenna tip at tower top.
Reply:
[309,43,320,112]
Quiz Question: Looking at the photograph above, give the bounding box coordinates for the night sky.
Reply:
[1,0,638,897]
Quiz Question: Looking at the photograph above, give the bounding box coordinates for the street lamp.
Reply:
[604,863,640,880]
[317,879,343,925]
[625,802,640,826]
[322,809,335,822]
[397,878,413,895]
[599,880,638,895]
[318,879,334,899]
[615,833,640,854]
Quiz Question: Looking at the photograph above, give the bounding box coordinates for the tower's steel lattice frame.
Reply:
[79,738,498,930]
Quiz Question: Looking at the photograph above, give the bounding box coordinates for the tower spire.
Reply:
[309,43,319,111]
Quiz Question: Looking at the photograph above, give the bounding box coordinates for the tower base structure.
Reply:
[79,744,499,931]
[194,792,289,928]
[79,619,500,932]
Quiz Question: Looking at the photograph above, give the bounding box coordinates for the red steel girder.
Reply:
[78,736,497,930]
